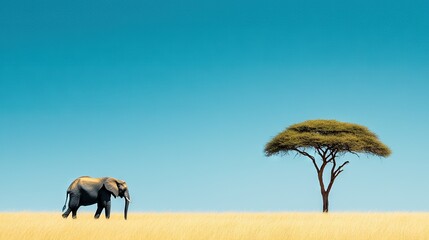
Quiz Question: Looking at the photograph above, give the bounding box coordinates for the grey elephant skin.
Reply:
[62,176,131,220]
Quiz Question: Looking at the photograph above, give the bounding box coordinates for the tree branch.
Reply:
[334,161,349,176]
[316,147,324,160]
[326,158,337,193]
[294,148,320,172]
[327,157,349,193]
[334,170,344,178]
[326,148,338,162]
[347,150,359,158]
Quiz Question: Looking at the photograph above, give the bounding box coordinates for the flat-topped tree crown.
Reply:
[264,119,391,212]
[265,119,391,157]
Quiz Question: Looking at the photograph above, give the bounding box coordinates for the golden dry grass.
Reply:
[1,212,429,240]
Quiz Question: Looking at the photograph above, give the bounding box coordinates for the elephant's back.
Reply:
[67,178,81,191]
[75,177,104,195]
[67,176,98,192]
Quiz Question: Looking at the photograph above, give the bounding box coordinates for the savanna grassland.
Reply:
[1,212,428,240]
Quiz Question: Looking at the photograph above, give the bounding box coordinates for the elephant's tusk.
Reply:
[125,196,131,202]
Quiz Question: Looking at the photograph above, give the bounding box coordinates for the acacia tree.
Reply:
[264,120,391,212]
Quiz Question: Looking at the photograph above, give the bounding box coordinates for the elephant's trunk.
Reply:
[124,190,131,220]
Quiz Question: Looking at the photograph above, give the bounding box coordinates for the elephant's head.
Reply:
[104,178,131,220]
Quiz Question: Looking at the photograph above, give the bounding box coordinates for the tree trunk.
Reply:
[322,192,329,213]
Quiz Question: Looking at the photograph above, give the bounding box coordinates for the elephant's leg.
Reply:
[71,207,79,219]
[105,201,111,219]
[94,203,103,219]
[62,208,72,218]
[63,194,79,219]
[68,195,80,219]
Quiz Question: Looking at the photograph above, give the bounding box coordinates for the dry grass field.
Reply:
[1,212,429,240]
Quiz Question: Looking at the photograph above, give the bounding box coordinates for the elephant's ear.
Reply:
[104,178,119,198]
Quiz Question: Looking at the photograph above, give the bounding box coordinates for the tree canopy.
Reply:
[265,119,391,157]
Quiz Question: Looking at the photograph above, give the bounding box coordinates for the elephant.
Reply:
[62,176,131,220]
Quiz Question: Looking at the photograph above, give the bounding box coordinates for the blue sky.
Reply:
[1,0,428,212]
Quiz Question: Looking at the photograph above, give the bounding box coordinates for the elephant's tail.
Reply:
[62,192,69,212]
